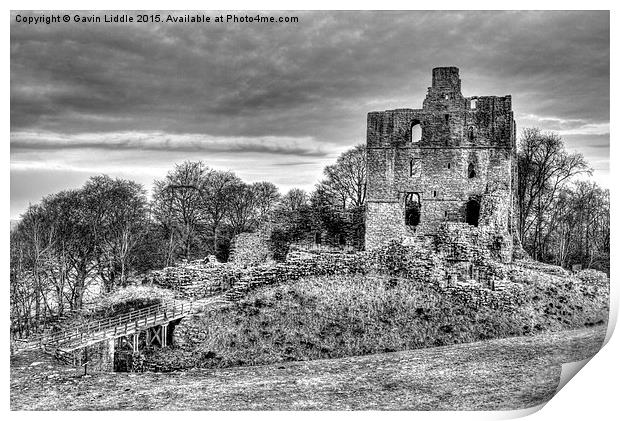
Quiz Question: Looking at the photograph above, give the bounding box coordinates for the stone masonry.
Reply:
[365,67,517,250]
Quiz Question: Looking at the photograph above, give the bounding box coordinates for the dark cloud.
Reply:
[11,11,608,136]
[10,10,609,218]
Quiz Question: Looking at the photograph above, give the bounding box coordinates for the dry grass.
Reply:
[146,271,607,371]
[10,326,606,410]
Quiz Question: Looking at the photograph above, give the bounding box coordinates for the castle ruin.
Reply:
[365,67,517,253]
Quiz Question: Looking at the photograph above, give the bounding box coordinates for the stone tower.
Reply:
[365,67,517,249]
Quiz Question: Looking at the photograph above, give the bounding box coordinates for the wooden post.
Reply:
[107,338,115,371]
[162,324,168,347]
[132,333,138,352]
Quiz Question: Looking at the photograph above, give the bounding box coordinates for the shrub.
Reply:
[508,267,608,331]
[87,285,175,319]
[575,269,609,287]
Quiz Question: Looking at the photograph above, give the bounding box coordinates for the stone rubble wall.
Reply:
[434,222,513,264]
[145,233,521,311]
[145,261,237,298]
[229,229,274,267]
[479,189,511,230]
[512,259,570,277]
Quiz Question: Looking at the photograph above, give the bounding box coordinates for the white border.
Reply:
[4,2,617,419]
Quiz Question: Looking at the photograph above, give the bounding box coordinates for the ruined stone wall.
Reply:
[365,201,404,244]
[230,229,273,267]
[365,67,516,249]
[146,262,234,298]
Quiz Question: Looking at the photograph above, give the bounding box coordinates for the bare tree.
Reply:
[320,144,366,209]
[152,161,209,262]
[227,181,257,236]
[13,205,56,326]
[535,181,609,272]
[280,188,308,212]
[84,176,148,291]
[201,170,242,255]
[516,128,590,259]
[10,213,55,336]
[251,181,280,222]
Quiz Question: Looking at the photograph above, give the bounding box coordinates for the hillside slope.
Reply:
[144,270,608,371]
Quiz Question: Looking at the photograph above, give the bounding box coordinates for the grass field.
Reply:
[10,325,606,410]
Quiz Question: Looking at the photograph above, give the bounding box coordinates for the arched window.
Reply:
[467,126,475,141]
[411,121,422,143]
[405,193,421,227]
[468,163,476,179]
[465,200,480,227]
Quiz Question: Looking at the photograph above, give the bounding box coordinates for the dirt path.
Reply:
[10,326,606,410]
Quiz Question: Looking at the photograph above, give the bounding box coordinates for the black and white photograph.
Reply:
[9,8,612,412]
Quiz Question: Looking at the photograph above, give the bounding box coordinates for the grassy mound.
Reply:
[145,268,608,371]
[508,266,608,331]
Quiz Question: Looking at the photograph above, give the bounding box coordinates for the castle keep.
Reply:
[365,67,517,250]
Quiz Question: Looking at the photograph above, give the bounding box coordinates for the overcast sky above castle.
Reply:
[10,10,609,219]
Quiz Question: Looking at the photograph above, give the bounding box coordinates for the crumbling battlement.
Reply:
[365,67,517,251]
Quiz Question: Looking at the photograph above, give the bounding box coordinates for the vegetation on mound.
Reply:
[145,269,608,371]
[86,286,175,320]
[508,266,608,331]
[575,269,609,287]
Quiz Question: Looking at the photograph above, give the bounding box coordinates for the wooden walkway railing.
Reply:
[23,300,193,353]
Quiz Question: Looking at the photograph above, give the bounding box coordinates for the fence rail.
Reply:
[29,300,192,350]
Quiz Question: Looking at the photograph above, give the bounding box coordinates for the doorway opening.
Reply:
[465,200,480,227]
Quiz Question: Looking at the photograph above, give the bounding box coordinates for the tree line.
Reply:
[10,130,609,336]
[10,147,367,336]
[516,128,609,272]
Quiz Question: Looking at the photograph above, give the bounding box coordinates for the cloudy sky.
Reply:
[10,10,609,219]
